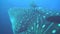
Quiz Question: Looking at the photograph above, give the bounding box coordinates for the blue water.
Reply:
[0,0,60,34]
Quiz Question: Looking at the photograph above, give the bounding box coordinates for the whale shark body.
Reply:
[8,4,60,34]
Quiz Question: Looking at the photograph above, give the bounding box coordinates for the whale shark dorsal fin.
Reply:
[30,1,38,8]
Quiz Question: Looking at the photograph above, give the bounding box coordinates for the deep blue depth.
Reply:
[0,0,60,34]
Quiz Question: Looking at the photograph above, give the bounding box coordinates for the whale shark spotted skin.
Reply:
[8,7,60,34]
[46,16,60,24]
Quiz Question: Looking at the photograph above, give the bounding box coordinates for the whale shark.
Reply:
[8,4,60,34]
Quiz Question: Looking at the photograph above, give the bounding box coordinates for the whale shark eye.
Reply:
[46,16,60,24]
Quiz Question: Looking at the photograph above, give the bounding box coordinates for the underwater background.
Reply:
[0,0,60,34]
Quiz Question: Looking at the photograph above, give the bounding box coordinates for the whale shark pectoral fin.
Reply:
[46,16,60,24]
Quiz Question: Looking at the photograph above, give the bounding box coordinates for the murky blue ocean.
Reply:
[0,0,60,34]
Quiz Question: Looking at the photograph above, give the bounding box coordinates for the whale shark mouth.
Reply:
[8,7,60,34]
